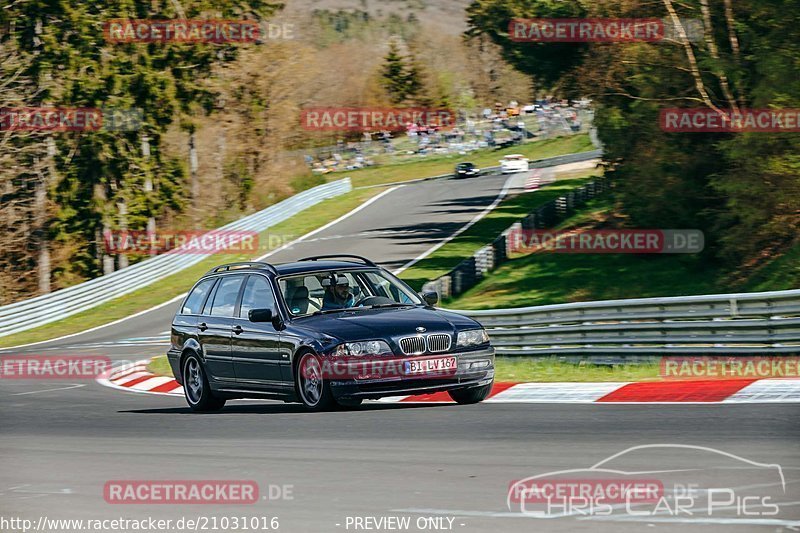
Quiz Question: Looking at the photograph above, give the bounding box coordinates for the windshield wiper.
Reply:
[369,303,416,309]
[311,306,363,316]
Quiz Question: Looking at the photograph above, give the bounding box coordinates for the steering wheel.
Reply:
[356,296,394,307]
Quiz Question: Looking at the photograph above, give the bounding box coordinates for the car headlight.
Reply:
[333,340,393,357]
[456,329,489,348]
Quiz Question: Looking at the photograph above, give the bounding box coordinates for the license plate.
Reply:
[404,356,457,375]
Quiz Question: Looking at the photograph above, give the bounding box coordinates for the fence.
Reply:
[0,178,352,338]
[451,289,800,358]
[422,175,611,299]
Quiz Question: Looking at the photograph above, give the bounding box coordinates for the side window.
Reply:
[239,276,276,319]
[209,276,244,317]
[182,279,216,315]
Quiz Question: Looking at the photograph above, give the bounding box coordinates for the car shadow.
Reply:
[119,401,454,415]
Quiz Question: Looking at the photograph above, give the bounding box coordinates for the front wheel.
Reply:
[183,354,226,412]
[296,352,335,411]
[448,381,493,405]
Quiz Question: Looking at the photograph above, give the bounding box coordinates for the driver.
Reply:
[322,275,356,310]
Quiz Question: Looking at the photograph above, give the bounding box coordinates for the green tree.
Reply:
[380,40,423,104]
[0,0,280,292]
[467,0,800,274]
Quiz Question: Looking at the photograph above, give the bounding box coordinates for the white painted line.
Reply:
[255,185,404,261]
[12,384,86,396]
[0,293,186,352]
[393,176,514,275]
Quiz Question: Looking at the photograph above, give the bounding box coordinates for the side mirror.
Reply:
[248,308,273,323]
[420,291,439,306]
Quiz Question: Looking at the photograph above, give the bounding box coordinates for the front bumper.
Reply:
[167,347,183,385]
[329,346,495,400]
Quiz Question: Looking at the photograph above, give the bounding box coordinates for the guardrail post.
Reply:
[521,213,536,230]
[556,196,567,216]
[495,234,509,265]
[505,223,521,255]
[451,257,476,297]
[440,275,451,300]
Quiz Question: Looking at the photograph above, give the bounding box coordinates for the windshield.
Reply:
[278,268,422,316]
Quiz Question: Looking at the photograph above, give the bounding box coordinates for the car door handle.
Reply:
[232,324,244,335]
[198,322,208,332]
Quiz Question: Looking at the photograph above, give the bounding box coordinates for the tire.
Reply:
[295,352,335,411]
[182,353,226,412]
[448,381,493,405]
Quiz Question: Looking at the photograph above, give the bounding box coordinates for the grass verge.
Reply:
[495,357,661,382]
[446,196,800,310]
[147,355,174,377]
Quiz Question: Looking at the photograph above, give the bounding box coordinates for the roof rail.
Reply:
[207,262,278,275]
[298,254,377,267]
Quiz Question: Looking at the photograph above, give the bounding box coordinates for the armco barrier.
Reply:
[0,178,352,338]
[450,289,800,357]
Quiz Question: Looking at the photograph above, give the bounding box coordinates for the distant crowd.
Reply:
[304,99,589,174]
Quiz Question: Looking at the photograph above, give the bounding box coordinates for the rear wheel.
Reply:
[448,381,493,405]
[296,352,335,411]
[183,354,226,412]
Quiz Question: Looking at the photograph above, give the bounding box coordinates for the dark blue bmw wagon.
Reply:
[168,255,495,411]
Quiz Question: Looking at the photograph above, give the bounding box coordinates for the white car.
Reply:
[500,154,530,174]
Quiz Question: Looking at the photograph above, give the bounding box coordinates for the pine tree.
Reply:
[381,41,410,104]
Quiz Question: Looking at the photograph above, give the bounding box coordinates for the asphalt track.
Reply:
[1,171,799,532]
